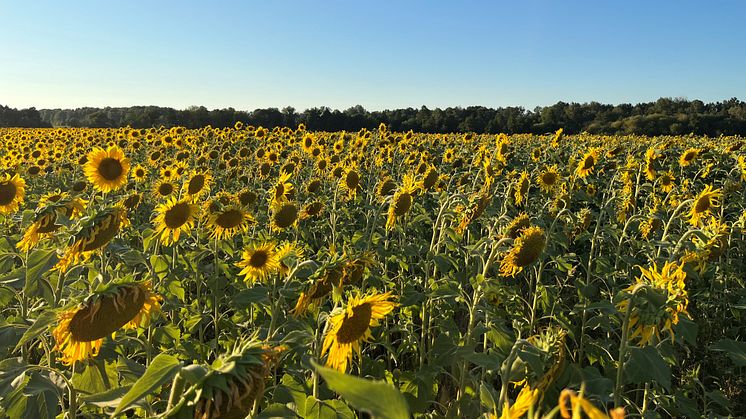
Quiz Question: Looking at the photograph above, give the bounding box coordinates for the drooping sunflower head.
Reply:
[153,197,199,246]
[0,173,26,215]
[187,339,284,419]
[301,200,324,219]
[56,206,129,272]
[505,213,530,239]
[322,291,398,371]
[500,226,546,277]
[236,242,280,284]
[688,185,721,226]
[618,261,689,346]
[53,281,161,365]
[83,145,130,193]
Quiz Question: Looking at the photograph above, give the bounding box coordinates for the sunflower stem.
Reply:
[614,286,639,408]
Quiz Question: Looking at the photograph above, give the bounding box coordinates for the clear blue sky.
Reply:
[1,1,745,111]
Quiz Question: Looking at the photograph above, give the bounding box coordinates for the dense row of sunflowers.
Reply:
[1,124,745,418]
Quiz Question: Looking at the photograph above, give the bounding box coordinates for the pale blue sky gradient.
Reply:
[1,1,745,110]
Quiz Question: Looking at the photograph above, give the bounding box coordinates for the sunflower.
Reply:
[83,145,130,193]
[500,226,546,277]
[207,205,255,240]
[617,261,689,346]
[537,166,560,193]
[339,166,362,200]
[268,170,292,203]
[153,179,177,200]
[236,243,280,284]
[575,148,600,178]
[188,340,283,419]
[301,200,324,219]
[559,389,625,419]
[386,174,418,230]
[322,291,398,372]
[184,170,212,200]
[514,170,531,205]
[376,177,397,200]
[17,194,86,252]
[153,197,199,246]
[271,200,299,231]
[0,173,26,214]
[56,206,129,272]
[53,281,161,365]
[498,384,539,419]
[132,164,148,182]
[505,213,530,239]
[688,185,721,226]
[679,147,700,167]
[658,171,675,193]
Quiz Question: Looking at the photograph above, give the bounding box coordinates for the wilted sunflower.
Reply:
[56,206,129,272]
[537,166,560,193]
[0,173,26,214]
[207,204,255,240]
[679,147,700,167]
[53,281,160,365]
[83,145,130,193]
[271,200,299,231]
[617,261,689,346]
[153,197,199,246]
[688,185,721,226]
[575,148,600,178]
[500,226,546,277]
[236,243,280,284]
[386,174,418,230]
[186,340,283,419]
[322,291,398,372]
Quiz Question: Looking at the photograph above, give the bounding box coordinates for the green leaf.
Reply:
[710,339,746,366]
[624,346,671,390]
[24,249,58,296]
[80,385,132,408]
[112,353,181,415]
[14,309,57,352]
[313,361,410,419]
[256,403,299,418]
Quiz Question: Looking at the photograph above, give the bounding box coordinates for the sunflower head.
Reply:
[83,145,130,193]
[322,292,398,371]
[53,281,161,365]
[153,197,199,246]
[0,173,26,215]
[500,226,546,277]
[236,243,280,284]
[271,201,299,231]
[689,185,721,226]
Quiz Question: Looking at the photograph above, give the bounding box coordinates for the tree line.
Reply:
[2,98,746,136]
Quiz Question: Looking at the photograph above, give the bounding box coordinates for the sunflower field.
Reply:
[1,125,746,418]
